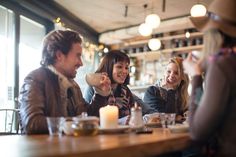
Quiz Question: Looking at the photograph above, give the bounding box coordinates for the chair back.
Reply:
[0,109,20,135]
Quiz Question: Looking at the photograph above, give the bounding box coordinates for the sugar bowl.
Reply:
[71,116,99,136]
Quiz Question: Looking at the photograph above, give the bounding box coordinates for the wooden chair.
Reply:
[0,108,20,135]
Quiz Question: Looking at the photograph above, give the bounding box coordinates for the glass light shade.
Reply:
[138,23,152,36]
[148,38,161,51]
[145,14,161,29]
[190,4,207,17]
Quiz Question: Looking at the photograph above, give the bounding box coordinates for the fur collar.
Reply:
[47,65,73,90]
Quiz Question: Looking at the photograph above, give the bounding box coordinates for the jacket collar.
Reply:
[47,65,73,90]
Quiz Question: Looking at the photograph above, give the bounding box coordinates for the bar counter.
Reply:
[1,128,191,157]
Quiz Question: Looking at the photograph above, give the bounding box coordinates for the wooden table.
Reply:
[0,128,191,157]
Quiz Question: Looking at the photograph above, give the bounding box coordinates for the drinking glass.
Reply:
[46,117,65,136]
[166,113,176,127]
[160,113,167,128]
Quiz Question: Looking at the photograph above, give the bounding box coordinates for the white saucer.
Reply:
[168,124,189,133]
[99,125,130,134]
[145,122,162,128]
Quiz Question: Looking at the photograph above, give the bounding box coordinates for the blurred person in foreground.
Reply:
[143,57,189,122]
[19,30,110,134]
[183,0,236,156]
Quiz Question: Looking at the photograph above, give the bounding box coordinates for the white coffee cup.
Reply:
[85,73,104,87]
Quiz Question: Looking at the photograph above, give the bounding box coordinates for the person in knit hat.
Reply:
[183,0,236,156]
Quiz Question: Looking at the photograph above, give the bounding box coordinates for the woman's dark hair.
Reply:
[96,50,130,85]
[40,30,82,66]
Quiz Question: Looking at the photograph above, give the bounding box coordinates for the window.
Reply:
[19,15,45,87]
[0,4,47,132]
[0,6,14,108]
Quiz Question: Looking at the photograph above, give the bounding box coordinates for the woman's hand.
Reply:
[94,73,111,96]
[176,115,184,123]
[183,53,202,77]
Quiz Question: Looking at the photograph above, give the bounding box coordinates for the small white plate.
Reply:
[99,125,130,134]
[168,124,189,133]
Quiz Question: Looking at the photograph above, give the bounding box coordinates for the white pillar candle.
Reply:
[99,105,118,129]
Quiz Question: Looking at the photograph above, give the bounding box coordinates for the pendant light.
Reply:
[185,31,190,38]
[138,23,152,36]
[190,1,207,17]
[138,4,152,36]
[145,14,161,29]
[145,0,161,29]
[148,38,161,51]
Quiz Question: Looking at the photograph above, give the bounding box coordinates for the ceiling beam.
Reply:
[99,16,194,45]
[14,0,99,43]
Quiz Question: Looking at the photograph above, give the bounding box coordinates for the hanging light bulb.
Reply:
[138,23,152,36]
[103,47,109,53]
[185,31,190,38]
[145,14,161,29]
[190,4,207,17]
[148,38,161,51]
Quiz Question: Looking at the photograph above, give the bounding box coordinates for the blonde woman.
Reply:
[143,57,189,121]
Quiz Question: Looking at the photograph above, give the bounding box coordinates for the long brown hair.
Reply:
[169,57,189,110]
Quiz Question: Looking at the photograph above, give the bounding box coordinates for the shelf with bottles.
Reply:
[157,31,203,41]
[128,44,203,59]
[123,30,203,60]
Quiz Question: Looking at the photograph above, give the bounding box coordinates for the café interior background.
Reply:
[0,0,213,131]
